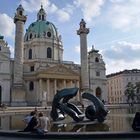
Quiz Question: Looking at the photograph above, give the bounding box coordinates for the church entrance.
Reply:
[96,87,101,99]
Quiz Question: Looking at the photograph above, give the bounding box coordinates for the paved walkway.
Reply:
[0,131,140,140]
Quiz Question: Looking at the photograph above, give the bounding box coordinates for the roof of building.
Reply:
[106,69,140,78]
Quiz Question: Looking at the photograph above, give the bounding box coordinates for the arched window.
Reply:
[39,15,41,20]
[0,86,1,103]
[95,57,99,62]
[19,11,22,15]
[29,81,34,91]
[42,15,44,20]
[96,87,101,99]
[30,33,32,39]
[47,47,52,58]
[26,36,28,41]
[29,49,32,59]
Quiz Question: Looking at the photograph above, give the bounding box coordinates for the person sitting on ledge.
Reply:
[23,111,38,132]
[132,112,140,131]
[34,112,50,135]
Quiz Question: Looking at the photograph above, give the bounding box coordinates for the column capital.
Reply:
[77,19,89,35]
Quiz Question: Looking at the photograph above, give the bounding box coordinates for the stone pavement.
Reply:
[0,131,140,140]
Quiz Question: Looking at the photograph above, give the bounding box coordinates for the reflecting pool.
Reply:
[0,107,140,132]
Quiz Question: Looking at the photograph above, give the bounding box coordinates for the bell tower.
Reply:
[11,5,27,106]
[77,19,89,90]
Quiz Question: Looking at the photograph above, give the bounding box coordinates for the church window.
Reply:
[29,81,34,91]
[26,36,28,41]
[30,33,32,39]
[30,66,34,71]
[95,57,99,62]
[47,32,51,37]
[42,15,44,20]
[19,11,22,15]
[29,49,32,59]
[39,15,41,20]
[96,71,100,77]
[47,47,52,58]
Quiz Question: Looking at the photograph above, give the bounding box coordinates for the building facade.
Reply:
[107,69,140,104]
[0,5,107,106]
[88,46,107,102]
[0,36,11,104]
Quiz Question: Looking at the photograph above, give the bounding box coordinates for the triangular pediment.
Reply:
[40,64,79,76]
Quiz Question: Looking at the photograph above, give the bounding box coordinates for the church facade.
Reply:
[0,5,107,106]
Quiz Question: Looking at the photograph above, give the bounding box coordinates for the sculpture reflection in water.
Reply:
[50,123,109,132]
[50,87,109,123]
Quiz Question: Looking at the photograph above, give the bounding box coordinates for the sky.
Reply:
[0,0,140,75]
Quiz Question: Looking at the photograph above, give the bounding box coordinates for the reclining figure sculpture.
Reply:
[50,87,84,122]
[50,87,108,122]
[82,92,108,122]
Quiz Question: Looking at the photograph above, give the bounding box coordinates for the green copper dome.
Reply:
[24,6,59,41]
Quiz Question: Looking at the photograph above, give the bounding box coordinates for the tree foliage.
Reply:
[124,82,140,104]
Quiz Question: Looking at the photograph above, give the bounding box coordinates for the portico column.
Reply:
[39,79,42,104]
[47,79,50,102]
[76,80,80,88]
[70,80,73,87]
[54,79,57,95]
[63,80,66,88]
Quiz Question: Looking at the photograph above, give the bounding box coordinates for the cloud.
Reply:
[0,13,15,38]
[9,44,14,58]
[102,41,140,74]
[103,41,140,62]
[74,45,92,53]
[74,45,80,53]
[74,0,105,22]
[21,0,50,12]
[56,4,74,22]
[21,0,74,22]
[106,59,140,75]
[108,0,140,30]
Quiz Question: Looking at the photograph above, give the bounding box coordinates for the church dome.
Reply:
[24,5,59,41]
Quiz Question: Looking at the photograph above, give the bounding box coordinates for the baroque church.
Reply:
[0,5,107,106]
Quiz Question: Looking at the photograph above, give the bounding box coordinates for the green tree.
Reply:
[124,82,136,105]
[135,82,140,103]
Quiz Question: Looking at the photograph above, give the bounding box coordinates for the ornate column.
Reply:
[77,19,89,91]
[11,5,27,106]
[13,5,26,85]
